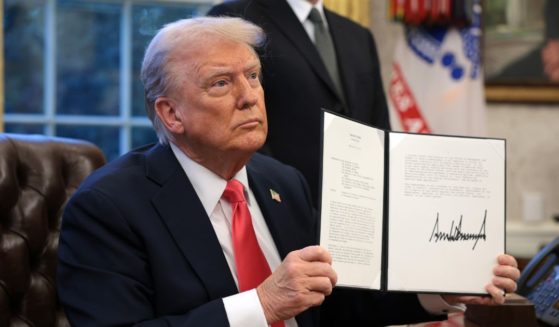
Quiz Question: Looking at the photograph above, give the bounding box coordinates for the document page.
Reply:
[319,112,385,289]
[387,133,505,294]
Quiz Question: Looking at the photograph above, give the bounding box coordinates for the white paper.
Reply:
[387,133,505,294]
[319,112,385,289]
[320,112,505,294]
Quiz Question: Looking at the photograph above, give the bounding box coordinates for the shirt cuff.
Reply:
[417,294,467,315]
[223,289,268,327]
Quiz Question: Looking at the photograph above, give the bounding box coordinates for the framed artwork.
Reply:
[483,0,559,103]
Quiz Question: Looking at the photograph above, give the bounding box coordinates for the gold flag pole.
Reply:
[323,0,370,28]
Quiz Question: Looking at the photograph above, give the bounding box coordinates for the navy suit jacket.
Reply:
[208,0,391,205]
[58,144,440,326]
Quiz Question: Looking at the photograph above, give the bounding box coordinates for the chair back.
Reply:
[0,134,106,327]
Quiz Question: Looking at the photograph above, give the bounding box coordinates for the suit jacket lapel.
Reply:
[246,160,312,260]
[146,145,238,299]
[247,165,290,259]
[247,161,318,327]
[258,0,341,101]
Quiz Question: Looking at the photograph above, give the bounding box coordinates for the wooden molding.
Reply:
[485,85,559,104]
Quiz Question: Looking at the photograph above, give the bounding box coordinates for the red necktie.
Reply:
[222,179,285,327]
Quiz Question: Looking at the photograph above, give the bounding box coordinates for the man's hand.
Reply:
[443,254,520,306]
[256,245,337,324]
[542,39,559,82]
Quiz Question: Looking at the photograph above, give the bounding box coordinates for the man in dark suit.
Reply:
[208,0,390,205]
[57,16,519,326]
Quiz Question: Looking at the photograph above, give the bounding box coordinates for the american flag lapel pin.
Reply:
[270,189,282,203]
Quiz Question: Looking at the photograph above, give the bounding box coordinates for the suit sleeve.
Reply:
[57,188,230,327]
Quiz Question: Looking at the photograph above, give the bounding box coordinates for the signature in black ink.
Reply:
[429,210,487,250]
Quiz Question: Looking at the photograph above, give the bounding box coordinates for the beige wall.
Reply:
[370,1,559,224]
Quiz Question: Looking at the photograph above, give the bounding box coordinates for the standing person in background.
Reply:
[208,0,390,206]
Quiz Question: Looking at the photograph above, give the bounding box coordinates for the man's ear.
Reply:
[154,97,184,134]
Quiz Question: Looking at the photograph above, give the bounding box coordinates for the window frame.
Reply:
[3,0,216,156]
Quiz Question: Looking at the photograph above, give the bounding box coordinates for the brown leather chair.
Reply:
[0,134,105,327]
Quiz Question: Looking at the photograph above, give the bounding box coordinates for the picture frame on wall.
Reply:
[483,0,559,103]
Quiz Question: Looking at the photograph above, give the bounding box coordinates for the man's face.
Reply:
[167,37,267,161]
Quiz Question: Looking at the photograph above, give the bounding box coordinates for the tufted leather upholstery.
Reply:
[0,134,105,327]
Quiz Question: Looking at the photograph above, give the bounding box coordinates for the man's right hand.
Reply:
[256,245,337,324]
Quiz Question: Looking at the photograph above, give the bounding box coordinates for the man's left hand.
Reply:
[442,254,520,306]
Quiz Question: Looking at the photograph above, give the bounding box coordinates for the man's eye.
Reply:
[213,80,228,87]
[249,72,259,79]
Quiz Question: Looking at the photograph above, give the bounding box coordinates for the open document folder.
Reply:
[319,110,505,295]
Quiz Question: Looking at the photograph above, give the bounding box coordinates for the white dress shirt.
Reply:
[286,0,327,43]
[170,144,298,327]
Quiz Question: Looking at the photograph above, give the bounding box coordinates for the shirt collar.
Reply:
[286,0,326,24]
[170,143,250,217]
